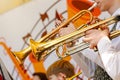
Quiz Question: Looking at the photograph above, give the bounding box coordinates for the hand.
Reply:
[83,26,109,49]
[87,16,100,25]
[55,19,76,47]
[59,23,76,36]
[55,19,76,36]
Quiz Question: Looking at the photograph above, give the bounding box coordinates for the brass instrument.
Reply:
[64,30,120,56]
[65,29,120,80]
[30,15,120,61]
[66,71,82,80]
[11,3,97,64]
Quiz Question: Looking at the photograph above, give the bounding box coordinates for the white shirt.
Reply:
[97,8,120,80]
[72,8,120,80]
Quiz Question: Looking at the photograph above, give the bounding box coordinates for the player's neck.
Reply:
[108,0,120,15]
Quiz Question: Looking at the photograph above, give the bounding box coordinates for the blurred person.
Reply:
[58,0,120,80]
[46,60,75,80]
[0,58,13,80]
[83,0,120,79]
[33,72,48,80]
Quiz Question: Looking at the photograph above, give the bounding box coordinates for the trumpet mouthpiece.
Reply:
[88,2,97,11]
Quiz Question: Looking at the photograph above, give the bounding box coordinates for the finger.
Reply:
[99,25,108,30]
[85,29,96,35]
[56,19,62,23]
[59,28,66,36]
[89,42,96,49]
[85,30,91,35]
[84,34,91,38]
[104,27,109,32]
[90,16,99,24]
[82,37,92,43]
[103,27,109,32]
[93,16,101,21]
[59,28,72,36]
[68,23,76,29]
[55,19,62,26]
[103,28,110,36]
[90,19,96,24]
[86,21,91,24]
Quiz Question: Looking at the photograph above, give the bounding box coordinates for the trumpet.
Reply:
[11,3,97,64]
[66,71,82,80]
[30,15,120,61]
[64,30,120,57]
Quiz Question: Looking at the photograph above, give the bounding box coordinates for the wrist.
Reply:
[98,33,109,43]
[97,36,111,53]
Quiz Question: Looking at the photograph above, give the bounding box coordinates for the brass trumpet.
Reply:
[12,3,97,64]
[64,30,120,56]
[66,71,82,80]
[30,15,120,61]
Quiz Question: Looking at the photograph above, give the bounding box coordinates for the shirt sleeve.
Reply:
[74,38,104,78]
[97,36,120,80]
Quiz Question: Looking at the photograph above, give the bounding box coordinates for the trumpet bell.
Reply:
[12,51,27,64]
[12,47,31,64]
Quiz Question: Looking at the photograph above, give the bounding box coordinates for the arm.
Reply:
[97,36,120,79]
[83,27,120,79]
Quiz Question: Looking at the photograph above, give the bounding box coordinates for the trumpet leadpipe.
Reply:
[65,30,120,56]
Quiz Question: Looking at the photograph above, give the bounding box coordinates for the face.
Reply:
[94,0,113,11]
[33,75,41,80]
[48,74,66,80]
